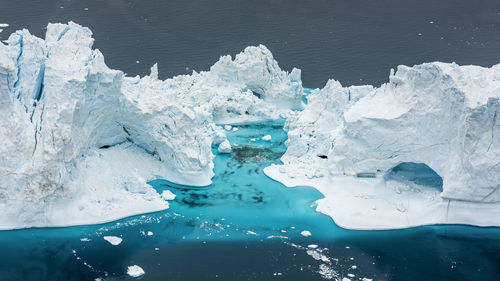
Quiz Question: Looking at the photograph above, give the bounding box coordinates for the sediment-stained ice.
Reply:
[0,22,303,229]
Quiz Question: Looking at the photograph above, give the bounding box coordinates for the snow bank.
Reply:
[0,22,303,230]
[266,62,500,230]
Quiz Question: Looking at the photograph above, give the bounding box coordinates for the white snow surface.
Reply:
[0,22,303,230]
[265,62,500,230]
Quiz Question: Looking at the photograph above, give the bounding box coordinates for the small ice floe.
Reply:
[136,60,140,63]
[342,278,351,281]
[351,265,357,269]
[261,134,272,141]
[246,230,258,235]
[147,231,153,236]
[266,235,289,239]
[127,265,145,278]
[301,230,312,237]
[273,272,283,276]
[155,247,159,251]
[362,278,373,281]
[224,125,232,130]
[308,244,319,249]
[218,139,232,153]
[80,238,91,242]
[0,23,9,28]
[347,273,355,278]
[345,246,350,249]
[161,190,176,200]
[84,8,89,11]
[0,29,3,33]
[103,236,122,245]
[250,138,256,141]
[232,127,238,131]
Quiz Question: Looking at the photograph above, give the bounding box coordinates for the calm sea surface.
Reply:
[2,0,500,87]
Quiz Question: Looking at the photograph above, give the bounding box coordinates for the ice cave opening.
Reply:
[384,162,443,192]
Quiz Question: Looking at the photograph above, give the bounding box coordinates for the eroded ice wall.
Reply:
[266,62,500,229]
[0,22,303,229]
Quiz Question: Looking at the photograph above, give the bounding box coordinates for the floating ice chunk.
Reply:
[161,190,176,200]
[307,244,318,249]
[127,265,145,278]
[224,125,232,130]
[261,134,272,141]
[246,230,258,235]
[147,231,153,236]
[300,230,312,237]
[218,139,232,154]
[232,127,238,131]
[0,23,8,28]
[80,238,91,242]
[103,236,122,245]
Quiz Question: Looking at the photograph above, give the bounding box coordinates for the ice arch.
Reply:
[384,162,443,192]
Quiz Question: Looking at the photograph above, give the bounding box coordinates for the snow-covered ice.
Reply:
[127,265,145,277]
[1,21,499,231]
[0,22,303,230]
[265,62,500,229]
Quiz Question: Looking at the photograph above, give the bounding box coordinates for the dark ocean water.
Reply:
[1,1,500,281]
[1,0,500,87]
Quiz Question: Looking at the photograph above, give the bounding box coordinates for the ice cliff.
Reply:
[0,22,303,229]
[2,21,498,231]
[265,62,500,229]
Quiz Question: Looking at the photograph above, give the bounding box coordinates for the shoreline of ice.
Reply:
[264,165,500,230]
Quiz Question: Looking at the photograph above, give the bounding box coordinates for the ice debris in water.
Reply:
[127,265,145,277]
[103,236,123,245]
[262,134,272,141]
[218,139,232,154]
[161,190,176,200]
[301,230,312,237]
[0,23,8,27]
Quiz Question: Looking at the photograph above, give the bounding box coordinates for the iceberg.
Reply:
[0,22,303,229]
[265,62,500,229]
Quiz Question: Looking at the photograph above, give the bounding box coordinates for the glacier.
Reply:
[265,62,500,229]
[0,22,302,229]
[1,21,499,231]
